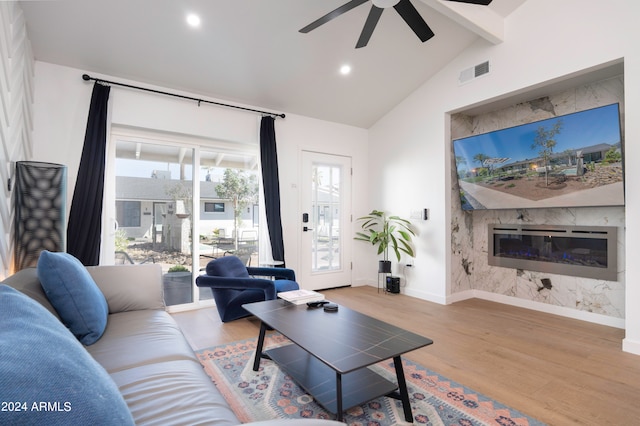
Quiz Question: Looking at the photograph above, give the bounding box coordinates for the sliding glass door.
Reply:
[111,140,196,307]
[104,129,261,310]
[199,149,260,270]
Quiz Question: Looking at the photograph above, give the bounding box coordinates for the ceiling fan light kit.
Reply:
[299,0,493,49]
[454,0,493,5]
[371,0,400,8]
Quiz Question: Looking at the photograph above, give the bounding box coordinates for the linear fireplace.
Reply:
[488,224,617,281]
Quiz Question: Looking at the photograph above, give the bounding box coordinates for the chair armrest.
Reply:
[196,276,277,300]
[246,267,296,282]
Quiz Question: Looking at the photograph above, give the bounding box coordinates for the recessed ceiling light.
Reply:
[186,13,201,28]
[340,65,352,75]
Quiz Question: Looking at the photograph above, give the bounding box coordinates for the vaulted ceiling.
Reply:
[19,0,525,128]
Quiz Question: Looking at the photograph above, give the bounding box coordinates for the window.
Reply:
[204,202,225,213]
[108,132,260,308]
[116,201,141,227]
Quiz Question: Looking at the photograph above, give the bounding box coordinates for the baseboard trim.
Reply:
[623,338,640,355]
[361,283,625,330]
[447,289,625,329]
[403,287,447,305]
[361,283,447,304]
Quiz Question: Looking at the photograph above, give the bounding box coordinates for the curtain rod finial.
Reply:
[82,74,91,81]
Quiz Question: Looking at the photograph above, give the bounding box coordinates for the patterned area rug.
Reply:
[195,334,545,426]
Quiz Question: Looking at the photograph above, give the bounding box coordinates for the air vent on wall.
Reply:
[458,60,490,85]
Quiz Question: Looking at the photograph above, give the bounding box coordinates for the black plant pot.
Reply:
[163,272,193,306]
[378,260,392,273]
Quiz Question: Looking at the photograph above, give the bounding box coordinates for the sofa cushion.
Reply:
[109,359,240,426]
[0,267,60,318]
[37,250,108,345]
[86,310,199,373]
[0,284,134,425]
[87,264,165,313]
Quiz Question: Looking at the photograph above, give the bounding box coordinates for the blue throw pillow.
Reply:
[37,250,108,345]
[0,284,134,425]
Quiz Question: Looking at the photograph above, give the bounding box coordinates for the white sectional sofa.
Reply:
[0,263,343,426]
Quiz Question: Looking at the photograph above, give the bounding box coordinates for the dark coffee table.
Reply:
[243,299,433,422]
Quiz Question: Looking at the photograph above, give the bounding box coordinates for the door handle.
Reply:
[303,226,313,232]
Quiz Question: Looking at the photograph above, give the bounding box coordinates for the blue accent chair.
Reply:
[196,255,299,322]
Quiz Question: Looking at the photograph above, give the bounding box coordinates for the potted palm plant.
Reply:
[354,210,415,273]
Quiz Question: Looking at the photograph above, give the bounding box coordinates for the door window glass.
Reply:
[114,140,195,307]
[311,163,342,271]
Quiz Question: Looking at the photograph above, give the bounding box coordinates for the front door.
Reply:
[299,151,352,290]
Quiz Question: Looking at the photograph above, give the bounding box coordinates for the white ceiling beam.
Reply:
[177,147,188,180]
[420,0,504,45]
[177,147,187,164]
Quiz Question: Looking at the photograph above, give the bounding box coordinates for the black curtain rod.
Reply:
[82,74,285,119]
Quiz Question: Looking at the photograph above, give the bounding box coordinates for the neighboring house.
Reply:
[115,175,257,241]
[579,143,619,164]
[494,143,619,175]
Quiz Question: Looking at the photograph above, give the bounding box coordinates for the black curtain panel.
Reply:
[259,116,286,266]
[67,82,110,265]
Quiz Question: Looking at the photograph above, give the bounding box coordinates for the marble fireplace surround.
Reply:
[449,66,625,327]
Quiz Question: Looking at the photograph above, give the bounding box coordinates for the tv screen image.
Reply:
[453,103,624,211]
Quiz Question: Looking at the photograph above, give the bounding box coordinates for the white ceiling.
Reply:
[19,0,525,128]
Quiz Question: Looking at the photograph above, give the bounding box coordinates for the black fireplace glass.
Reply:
[493,233,608,269]
[488,224,617,281]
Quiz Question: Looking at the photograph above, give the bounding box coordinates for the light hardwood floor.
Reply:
[172,286,640,425]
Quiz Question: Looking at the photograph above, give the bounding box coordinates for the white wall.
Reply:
[369,0,640,354]
[0,3,34,278]
[275,114,370,283]
[30,62,369,280]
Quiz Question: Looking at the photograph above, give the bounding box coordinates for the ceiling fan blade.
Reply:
[356,6,383,48]
[299,0,369,33]
[446,0,493,5]
[393,0,434,43]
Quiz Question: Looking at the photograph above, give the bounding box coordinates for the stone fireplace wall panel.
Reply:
[450,76,625,321]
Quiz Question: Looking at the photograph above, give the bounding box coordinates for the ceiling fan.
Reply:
[299,0,493,48]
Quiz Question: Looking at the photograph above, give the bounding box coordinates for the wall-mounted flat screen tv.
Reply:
[453,103,624,211]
